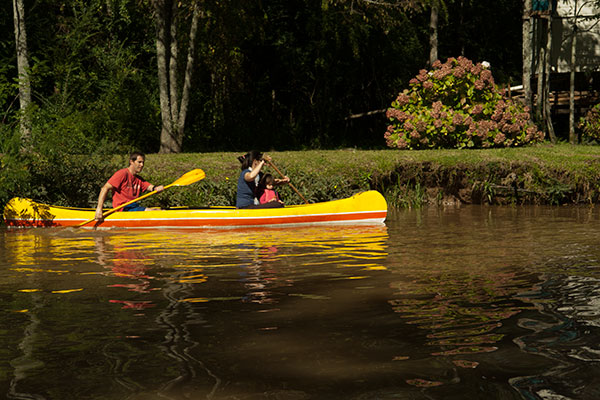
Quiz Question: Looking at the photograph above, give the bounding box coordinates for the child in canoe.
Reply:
[257,174,284,206]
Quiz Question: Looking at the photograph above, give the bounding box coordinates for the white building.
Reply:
[550,1,600,72]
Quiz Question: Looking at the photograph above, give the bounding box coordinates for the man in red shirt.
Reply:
[94,152,164,222]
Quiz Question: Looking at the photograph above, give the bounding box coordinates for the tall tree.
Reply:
[154,0,200,153]
[533,12,556,143]
[12,0,31,142]
[522,0,533,111]
[543,13,556,142]
[429,1,439,65]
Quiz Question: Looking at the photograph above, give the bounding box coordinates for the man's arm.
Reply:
[95,182,114,221]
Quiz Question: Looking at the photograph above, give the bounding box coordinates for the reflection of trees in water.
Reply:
[9,293,45,400]
[555,275,600,329]
[155,281,222,398]
[510,274,600,399]
[144,226,389,397]
[388,268,539,355]
[383,204,600,392]
[6,231,54,399]
[94,235,222,398]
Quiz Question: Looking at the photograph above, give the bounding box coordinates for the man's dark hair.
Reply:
[130,152,145,162]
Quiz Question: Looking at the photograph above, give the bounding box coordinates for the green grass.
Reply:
[144,143,600,181]
[134,143,600,208]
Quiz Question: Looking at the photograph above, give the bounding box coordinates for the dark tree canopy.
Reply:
[0,0,524,153]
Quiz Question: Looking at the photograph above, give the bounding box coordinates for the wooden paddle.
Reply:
[76,168,206,228]
[266,160,309,204]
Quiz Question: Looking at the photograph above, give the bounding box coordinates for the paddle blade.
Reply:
[170,169,206,187]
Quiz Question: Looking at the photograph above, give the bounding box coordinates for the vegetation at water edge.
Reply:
[3,144,600,222]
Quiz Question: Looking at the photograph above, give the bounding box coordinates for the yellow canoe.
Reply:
[3,190,387,229]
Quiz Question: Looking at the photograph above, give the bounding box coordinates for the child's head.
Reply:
[259,173,275,189]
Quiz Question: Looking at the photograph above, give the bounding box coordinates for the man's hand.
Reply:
[94,209,104,222]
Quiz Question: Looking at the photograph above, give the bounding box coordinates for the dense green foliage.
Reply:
[385,57,545,149]
[579,103,600,141]
[1,0,158,152]
[0,0,525,153]
[0,143,124,212]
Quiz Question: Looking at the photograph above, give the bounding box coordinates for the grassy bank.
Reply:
[3,143,600,213]
[137,143,600,209]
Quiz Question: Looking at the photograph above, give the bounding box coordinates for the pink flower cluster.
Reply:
[386,108,409,122]
[410,56,496,94]
[385,56,544,150]
[394,92,411,107]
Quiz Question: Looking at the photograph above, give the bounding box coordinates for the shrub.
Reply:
[579,103,600,141]
[384,56,544,150]
[0,121,126,211]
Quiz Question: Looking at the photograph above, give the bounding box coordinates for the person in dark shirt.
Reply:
[236,151,289,209]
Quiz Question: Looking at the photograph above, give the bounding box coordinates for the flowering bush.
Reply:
[579,103,600,141]
[385,57,544,149]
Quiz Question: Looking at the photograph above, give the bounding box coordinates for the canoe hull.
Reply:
[3,191,387,229]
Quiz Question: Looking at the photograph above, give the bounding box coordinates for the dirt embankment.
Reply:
[372,160,600,207]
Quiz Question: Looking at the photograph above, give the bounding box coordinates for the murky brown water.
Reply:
[2,205,600,399]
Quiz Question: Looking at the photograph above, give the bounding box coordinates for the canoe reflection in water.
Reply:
[2,225,390,399]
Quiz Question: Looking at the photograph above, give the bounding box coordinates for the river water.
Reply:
[2,205,600,399]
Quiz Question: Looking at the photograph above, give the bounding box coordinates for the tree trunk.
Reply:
[429,3,439,66]
[12,0,32,143]
[168,0,179,125]
[535,19,544,123]
[535,17,556,143]
[569,1,578,144]
[544,15,556,142]
[155,0,200,154]
[176,2,199,142]
[105,0,113,16]
[155,0,176,153]
[522,0,533,111]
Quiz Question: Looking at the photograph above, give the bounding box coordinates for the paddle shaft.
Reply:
[76,185,166,228]
[266,160,309,204]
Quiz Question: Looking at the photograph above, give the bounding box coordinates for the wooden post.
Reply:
[569,0,579,144]
[543,14,556,142]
